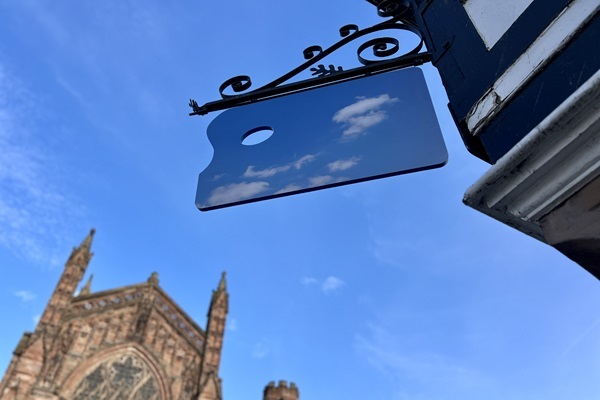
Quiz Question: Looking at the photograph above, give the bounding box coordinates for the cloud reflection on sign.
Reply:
[327,157,361,172]
[333,94,399,137]
[206,181,270,206]
[196,68,447,211]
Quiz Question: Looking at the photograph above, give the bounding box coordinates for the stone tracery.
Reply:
[71,354,161,400]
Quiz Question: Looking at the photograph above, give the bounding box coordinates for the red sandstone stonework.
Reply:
[0,231,299,400]
[0,230,228,400]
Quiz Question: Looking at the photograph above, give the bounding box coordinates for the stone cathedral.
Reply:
[0,230,300,400]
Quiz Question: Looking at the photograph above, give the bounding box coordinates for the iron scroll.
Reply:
[189,0,431,116]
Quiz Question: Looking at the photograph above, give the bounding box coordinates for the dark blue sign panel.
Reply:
[196,67,447,211]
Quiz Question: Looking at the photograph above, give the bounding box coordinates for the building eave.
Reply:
[463,68,600,248]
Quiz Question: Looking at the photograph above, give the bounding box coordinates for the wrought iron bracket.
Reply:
[189,0,430,116]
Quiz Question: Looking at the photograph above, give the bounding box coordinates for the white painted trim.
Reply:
[463,69,600,242]
[463,0,535,49]
[466,0,600,134]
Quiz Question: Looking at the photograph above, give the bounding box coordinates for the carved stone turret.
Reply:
[37,229,95,329]
[147,271,159,285]
[264,381,300,400]
[197,272,228,400]
[78,274,93,296]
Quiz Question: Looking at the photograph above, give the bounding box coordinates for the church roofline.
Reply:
[152,284,206,338]
[73,281,148,301]
[70,279,206,339]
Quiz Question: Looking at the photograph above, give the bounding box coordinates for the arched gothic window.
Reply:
[71,354,162,400]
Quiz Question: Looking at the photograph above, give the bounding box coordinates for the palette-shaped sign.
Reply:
[196,67,447,211]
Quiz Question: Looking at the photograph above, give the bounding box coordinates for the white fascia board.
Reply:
[463,69,600,242]
[466,0,600,134]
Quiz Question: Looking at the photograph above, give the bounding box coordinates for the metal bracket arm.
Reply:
[189,0,430,116]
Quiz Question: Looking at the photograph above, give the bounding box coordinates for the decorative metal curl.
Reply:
[358,37,400,65]
[303,46,323,60]
[190,0,430,116]
[218,75,252,98]
[339,24,359,37]
[377,0,410,18]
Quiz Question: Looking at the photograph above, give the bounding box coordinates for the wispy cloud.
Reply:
[275,184,303,195]
[203,154,318,206]
[328,157,361,172]
[56,75,89,109]
[294,154,316,170]
[244,165,291,179]
[301,276,345,295]
[243,154,317,180]
[206,181,270,206]
[562,316,600,357]
[301,277,318,285]
[252,341,270,359]
[369,234,420,268]
[333,94,399,122]
[14,290,36,302]
[333,94,399,137]
[0,63,85,266]
[355,323,491,398]
[342,111,388,136]
[33,314,41,325]
[308,175,334,186]
[321,276,345,294]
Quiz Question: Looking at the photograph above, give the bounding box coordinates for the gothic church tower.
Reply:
[0,230,228,400]
[198,273,228,400]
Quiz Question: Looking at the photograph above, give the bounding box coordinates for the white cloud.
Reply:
[333,94,398,123]
[275,184,303,195]
[368,221,428,268]
[207,181,270,206]
[252,341,269,359]
[14,290,36,302]
[341,111,388,136]
[309,175,334,186]
[328,157,361,172]
[294,154,316,170]
[243,165,290,179]
[301,277,318,285]
[302,276,345,295]
[0,63,86,266]
[32,314,41,325]
[243,154,316,180]
[355,323,492,398]
[332,94,399,137]
[321,276,345,294]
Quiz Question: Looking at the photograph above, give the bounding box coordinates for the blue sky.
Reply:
[0,1,599,400]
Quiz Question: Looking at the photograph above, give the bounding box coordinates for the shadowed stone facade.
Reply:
[0,230,228,400]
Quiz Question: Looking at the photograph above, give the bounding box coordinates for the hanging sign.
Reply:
[196,67,447,211]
